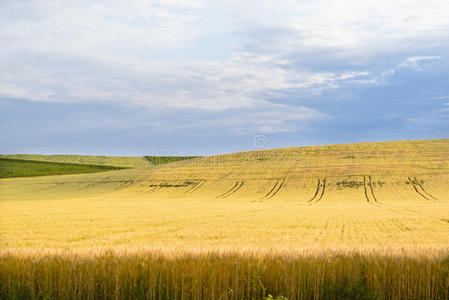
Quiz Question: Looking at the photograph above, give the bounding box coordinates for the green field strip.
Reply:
[0,158,126,178]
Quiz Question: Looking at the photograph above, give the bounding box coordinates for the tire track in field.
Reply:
[78,181,107,191]
[216,181,244,199]
[79,183,94,191]
[79,179,134,191]
[408,177,437,202]
[146,185,162,194]
[413,177,438,200]
[113,181,127,190]
[147,181,195,192]
[177,180,206,198]
[307,179,326,205]
[182,180,206,194]
[260,178,285,201]
[368,176,379,203]
[113,180,134,190]
[363,176,379,204]
[307,179,321,203]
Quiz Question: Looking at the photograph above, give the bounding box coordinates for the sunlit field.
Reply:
[2,249,449,299]
[1,139,449,298]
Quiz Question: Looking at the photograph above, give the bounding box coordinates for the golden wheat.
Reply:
[1,139,449,298]
[1,248,449,299]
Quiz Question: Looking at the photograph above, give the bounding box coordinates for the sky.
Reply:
[1,0,448,156]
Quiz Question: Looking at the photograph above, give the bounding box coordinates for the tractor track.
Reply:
[176,180,206,198]
[260,178,285,200]
[413,177,437,200]
[308,179,321,203]
[307,179,326,205]
[368,176,378,203]
[146,185,162,193]
[363,177,369,203]
[78,183,93,191]
[182,180,206,195]
[216,181,244,199]
[113,180,133,190]
[363,176,378,204]
[79,182,108,191]
[408,177,437,202]
[147,181,200,195]
[316,179,326,202]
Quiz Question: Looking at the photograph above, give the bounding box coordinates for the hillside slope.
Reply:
[1,139,448,249]
[0,154,152,168]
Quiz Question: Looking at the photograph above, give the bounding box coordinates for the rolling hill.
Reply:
[1,139,449,250]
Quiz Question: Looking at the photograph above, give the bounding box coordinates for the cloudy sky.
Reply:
[1,0,448,156]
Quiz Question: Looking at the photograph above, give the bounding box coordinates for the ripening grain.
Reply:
[1,139,449,298]
[1,249,449,300]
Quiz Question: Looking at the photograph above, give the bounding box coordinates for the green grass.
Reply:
[144,156,200,165]
[0,154,152,168]
[0,154,200,168]
[0,158,126,178]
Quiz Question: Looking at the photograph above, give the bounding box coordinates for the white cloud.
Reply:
[338,72,370,80]
[0,0,202,64]
[407,56,441,63]
[0,51,374,111]
[0,0,448,127]
[229,0,449,51]
[398,56,441,70]
[374,56,442,82]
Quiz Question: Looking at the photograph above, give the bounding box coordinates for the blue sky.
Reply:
[1,0,448,156]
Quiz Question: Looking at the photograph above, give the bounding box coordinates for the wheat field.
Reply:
[1,139,449,298]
